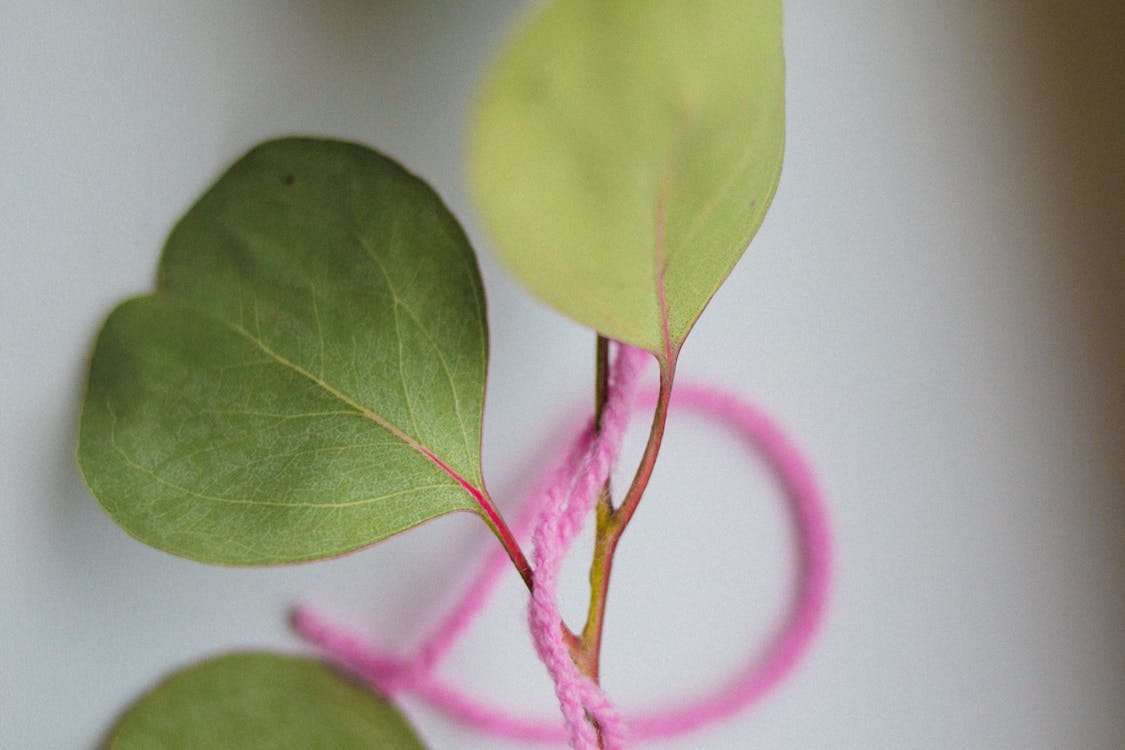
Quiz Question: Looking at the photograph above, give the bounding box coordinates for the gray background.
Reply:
[2,2,1122,748]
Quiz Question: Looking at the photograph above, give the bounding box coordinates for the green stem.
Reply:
[574,346,677,682]
[575,336,614,681]
[577,492,614,681]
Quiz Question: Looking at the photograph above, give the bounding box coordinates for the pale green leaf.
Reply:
[471,0,785,360]
[106,652,427,750]
[79,138,491,565]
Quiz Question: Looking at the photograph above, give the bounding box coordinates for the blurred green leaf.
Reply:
[106,652,427,749]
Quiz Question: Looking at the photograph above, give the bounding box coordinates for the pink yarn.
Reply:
[294,342,832,747]
[525,343,649,749]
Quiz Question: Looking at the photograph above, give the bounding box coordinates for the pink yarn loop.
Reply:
[294,342,832,748]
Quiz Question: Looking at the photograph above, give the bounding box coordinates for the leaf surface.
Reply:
[106,652,427,750]
[471,0,785,360]
[79,138,490,565]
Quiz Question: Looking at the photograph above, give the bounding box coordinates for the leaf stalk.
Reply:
[479,492,535,590]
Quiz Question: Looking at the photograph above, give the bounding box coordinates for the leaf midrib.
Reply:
[119,447,455,510]
[653,108,695,364]
[223,318,484,499]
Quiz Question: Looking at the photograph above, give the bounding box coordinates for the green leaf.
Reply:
[470,0,785,361]
[105,652,427,750]
[79,138,492,565]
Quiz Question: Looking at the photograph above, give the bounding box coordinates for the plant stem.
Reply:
[607,358,675,532]
[479,491,535,591]
[577,496,614,681]
[575,336,614,680]
[484,338,617,621]
[594,335,610,430]
[575,346,677,682]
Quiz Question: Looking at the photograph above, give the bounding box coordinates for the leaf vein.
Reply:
[108,400,458,509]
[394,300,472,469]
[392,301,422,440]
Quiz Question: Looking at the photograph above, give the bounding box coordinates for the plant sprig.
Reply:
[79,0,786,746]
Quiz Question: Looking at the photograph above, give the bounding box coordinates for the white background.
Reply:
[2,2,1122,748]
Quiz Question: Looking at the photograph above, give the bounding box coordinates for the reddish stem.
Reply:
[608,359,675,532]
[477,488,534,591]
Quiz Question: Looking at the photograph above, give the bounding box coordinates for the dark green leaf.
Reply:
[79,138,491,564]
